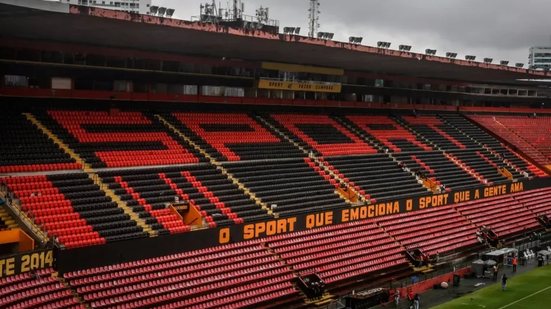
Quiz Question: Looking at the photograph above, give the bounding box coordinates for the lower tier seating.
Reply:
[224,158,348,216]
[454,195,542,238]
[511,187,551,216]
[0,268,84,309]
[63,241,299,309]
[376,205,477,256]
[267,220,410,285]
[1,174,147,248]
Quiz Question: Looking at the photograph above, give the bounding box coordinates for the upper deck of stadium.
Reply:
[1,0,550,87]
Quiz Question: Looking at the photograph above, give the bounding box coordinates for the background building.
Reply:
[529,46,551,70]
[61,0,151,14]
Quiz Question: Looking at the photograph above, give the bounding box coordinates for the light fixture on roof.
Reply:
[500,60,509,66]
[399,45,412,52]
[294,27,301,35]
[446,52,457,59]
[158,7,167,16]
[149,5,159,15]
[515,63,524,68]
[377,41,391,49]
[349,36,363,44]
[483,58,493,64]
[284,27,297,34]
[317,32,334,40]
[465,55,476,61]
[425,49,437,55]
[165,8,175,17]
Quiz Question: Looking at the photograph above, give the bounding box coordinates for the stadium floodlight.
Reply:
[294,27,301,35]
[425,49,437,55]
[165,8,175,17]
[483,58,493,64]
[399,45,412,52]
[515,63,524,68]
[446,52,457,59]
[317,32,334,40]
[465,55,476,61]
[283,27,296,34]
[377,41,391,49]
[500,60,509,66]
[149,5,159,15]
[158,7,167,16]
[349,36,363,44]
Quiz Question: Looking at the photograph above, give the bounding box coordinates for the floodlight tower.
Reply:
[232,0,244,20]
[308,0,320,38]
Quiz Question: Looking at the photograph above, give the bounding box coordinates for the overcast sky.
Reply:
[154,0,551,65]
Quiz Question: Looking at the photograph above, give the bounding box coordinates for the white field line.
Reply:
[497,285,551,309]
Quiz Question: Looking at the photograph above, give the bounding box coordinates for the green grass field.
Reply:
[433,265,551,309]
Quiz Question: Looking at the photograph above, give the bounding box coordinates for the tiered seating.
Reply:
[224,158,347,215]
[268,114,378,156]
[63,241,299,309]
[511,187,551,216]
[447,114,543,177]
[343,115,433,152]
[266,220,410,285]
[100,165,270,227]
[0,268,84,309]
[393,151,478,190]
[376,205,478,256]
[454,195,541,238]
[400,115,466,150]
[0,111,80,173]
[469,115,551,168]
[2,174,146,248]
[40,110,200,168]
[170,112,303,161]
[447,149,508,184]
[325,154,428,201]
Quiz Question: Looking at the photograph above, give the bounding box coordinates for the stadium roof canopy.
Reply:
[1,0,551,86]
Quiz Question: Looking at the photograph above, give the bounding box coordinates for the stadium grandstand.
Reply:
[0,0,551,308]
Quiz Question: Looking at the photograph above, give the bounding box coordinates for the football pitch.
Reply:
[433,264,551,309]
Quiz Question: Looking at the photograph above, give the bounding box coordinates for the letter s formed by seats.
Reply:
[49,111,198,168]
